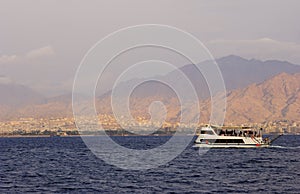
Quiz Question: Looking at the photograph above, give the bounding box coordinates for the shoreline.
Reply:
[0,134,189,138]
[0,133,298,138]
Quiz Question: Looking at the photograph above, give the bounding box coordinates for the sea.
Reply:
[0,135,299,193]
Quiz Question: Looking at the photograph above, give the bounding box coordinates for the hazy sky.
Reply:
[0,0,299,96]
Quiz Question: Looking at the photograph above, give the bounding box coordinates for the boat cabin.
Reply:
[200,125,262,138]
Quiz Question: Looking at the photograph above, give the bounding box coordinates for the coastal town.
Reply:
[0,115,299,136]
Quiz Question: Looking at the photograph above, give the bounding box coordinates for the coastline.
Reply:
[0,133,298,138]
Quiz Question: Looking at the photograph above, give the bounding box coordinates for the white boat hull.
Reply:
[193,143,270,148]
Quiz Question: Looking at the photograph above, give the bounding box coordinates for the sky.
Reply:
[0,0,300,96]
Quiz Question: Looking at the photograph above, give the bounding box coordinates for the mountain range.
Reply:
[205,72,300,124]
[106,55,300,100]
[1,55,300,124]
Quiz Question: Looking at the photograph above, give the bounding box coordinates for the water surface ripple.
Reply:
[0,135,299,193]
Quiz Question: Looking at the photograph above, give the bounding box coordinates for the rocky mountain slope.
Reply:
[1,56,300,124]
[222,72,300,123]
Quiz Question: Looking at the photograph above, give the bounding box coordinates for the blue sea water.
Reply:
[0,135,299,193]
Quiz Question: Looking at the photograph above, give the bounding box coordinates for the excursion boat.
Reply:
[194,125,283,148]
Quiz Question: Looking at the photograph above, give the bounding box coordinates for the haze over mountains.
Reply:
[1,55,300,123]
[0,84,45,107]
[102,55,300,100]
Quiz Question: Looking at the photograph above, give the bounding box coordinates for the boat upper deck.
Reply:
[200,125,263,138]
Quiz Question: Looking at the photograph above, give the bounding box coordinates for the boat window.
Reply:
[215,139,245,143]
[201,130,214,135]
[201,139,245,143]
[202,139,216,143]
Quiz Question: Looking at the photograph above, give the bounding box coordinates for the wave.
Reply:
[269,145,300,149]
